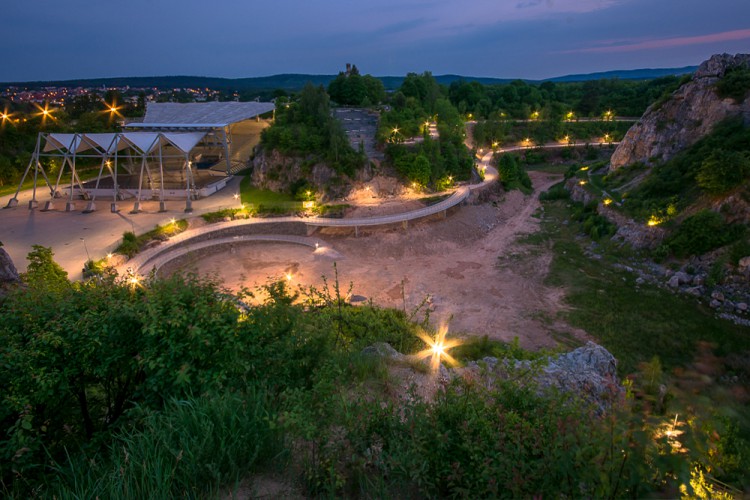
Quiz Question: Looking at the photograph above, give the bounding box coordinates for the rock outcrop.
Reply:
[251,148,372,200]
[611,53,750,170]
[0,246,21,297]
[464,341,623,414]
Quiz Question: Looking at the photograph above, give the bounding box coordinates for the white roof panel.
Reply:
[162,132,207,154]
[83,133,125,153]
[138,101,275,128]
[121,132,163,154]
[44,133,88,153]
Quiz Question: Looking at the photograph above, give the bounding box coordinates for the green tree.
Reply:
[696,149,750,194]
[409,154,432,185]
[22,245,69,289]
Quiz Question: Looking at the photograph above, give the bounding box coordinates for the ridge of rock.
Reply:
[611,53,750,170]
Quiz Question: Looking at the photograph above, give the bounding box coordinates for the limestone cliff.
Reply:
[251,148,373,201]
[611,53,750,170]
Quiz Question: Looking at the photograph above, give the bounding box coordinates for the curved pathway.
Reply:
[122,141,619,275]
[123,161,499,275]
[130,234,337,276]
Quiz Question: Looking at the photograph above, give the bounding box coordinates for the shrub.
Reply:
[666,210,745,257]
[539,181,570,201]
[570,202,616,240]
[497,154,532,192]
[716,65,750,103]
[696,149,750,195]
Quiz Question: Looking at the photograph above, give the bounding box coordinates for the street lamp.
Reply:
[80,237,91,262]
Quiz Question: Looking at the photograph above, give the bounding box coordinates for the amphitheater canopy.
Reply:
[42,131,207,155]
[125,101,275,129]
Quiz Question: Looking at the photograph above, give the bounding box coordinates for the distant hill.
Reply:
[548,66,698,82]
[1,67,698,92]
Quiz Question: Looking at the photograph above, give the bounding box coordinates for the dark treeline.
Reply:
[447,75,689,119]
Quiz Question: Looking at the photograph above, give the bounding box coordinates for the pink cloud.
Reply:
[563,28,750,54]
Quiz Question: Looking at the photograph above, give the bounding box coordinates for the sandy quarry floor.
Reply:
[171,171,589,349]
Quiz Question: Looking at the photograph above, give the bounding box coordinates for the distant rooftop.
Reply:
[131,101,275,128]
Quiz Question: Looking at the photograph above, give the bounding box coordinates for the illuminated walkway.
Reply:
[123,158,498,275]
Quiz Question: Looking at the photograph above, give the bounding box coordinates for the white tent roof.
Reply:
[84,133,128,153]
[42,132,207,155]
[121,132,162,154]
[43,133,85,153]
[133,101,275,128]
[161,132,207,154]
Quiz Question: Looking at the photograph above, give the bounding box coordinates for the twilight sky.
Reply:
[2,0,749,82]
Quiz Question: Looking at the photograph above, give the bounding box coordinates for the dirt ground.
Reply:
[174,171,588,350]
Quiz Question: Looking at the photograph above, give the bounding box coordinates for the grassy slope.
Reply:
[539,201,750,374]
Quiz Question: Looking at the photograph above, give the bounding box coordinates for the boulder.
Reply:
[667,275,681,288]
[673,271,692,285]
[464,341,623,414]
[361,342,405,361]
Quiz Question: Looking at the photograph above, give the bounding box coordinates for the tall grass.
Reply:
[47,389,281,499]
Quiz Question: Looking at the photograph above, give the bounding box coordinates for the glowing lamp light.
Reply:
[170,218,176,225]
[579,180,587,186]
[285,273,292,282]
[106,253,113,259]
[603,198,613,206]
[414,325,461,373]
[647,216,661,227]
[579,166,589,171]
[233,193,239,200]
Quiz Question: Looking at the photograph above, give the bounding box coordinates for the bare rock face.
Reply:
[0,247,21,297]
[251,148,348,200]
[611,53,750,170]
